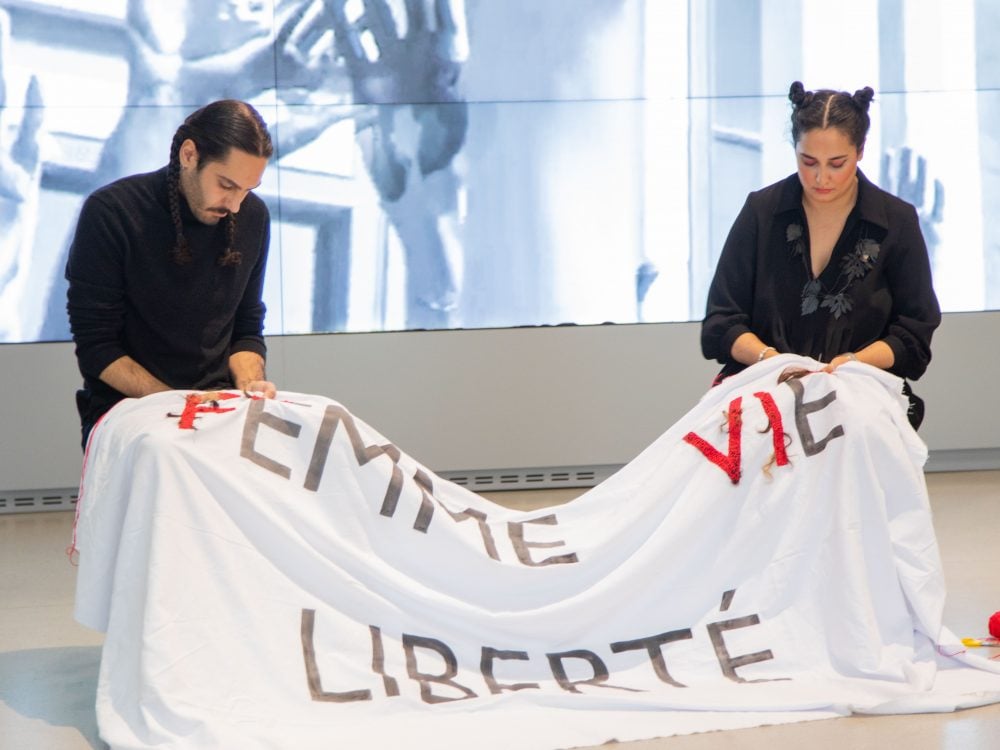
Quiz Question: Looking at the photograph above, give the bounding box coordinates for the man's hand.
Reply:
[241,379,277,399]
[229,351,276,398]
[99,356,172,398]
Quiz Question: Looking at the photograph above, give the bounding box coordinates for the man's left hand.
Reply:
[242,380,277,399]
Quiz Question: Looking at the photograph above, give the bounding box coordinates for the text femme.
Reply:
[240,400,579,567]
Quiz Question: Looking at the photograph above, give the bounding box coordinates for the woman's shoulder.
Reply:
[744,173,801,214]
[857,170,919,226]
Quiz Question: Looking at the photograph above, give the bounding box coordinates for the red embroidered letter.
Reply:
[684,397,743,484]
[752,391,789,468]
[173,392,238,429]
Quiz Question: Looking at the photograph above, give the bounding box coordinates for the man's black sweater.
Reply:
[66,167,270,434]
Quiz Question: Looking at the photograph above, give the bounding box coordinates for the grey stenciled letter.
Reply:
[785,378,845,456]
[241,398,302,479]
[507,514,579,567]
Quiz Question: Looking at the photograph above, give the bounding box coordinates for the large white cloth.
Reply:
[73,355,1000,750]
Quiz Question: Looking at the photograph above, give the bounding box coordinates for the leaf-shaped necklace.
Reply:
[787,221,880,319]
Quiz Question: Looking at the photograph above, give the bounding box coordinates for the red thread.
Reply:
[684,397,743,484]
[67,408,113,565]
[753,391,789,467]
[176,393,236,429]
[177,394,202,429]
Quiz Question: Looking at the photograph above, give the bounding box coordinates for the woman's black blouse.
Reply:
[701,170,941,381]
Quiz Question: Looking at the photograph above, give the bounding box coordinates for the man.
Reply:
[67,99,277,449]
[40,1,339,341]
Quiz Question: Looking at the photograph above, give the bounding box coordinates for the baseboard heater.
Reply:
[2,450,996,515]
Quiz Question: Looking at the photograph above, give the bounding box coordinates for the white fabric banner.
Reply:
[73,355,1000,750]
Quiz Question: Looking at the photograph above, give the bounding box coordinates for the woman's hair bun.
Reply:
[852,86,875,111]
[788,82,872,148]
[788,81,808,106]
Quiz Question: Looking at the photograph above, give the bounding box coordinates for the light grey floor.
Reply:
[1,471,998,749]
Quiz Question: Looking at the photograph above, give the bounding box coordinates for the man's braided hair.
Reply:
[166,100,273,266]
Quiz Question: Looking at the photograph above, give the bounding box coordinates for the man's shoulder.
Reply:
[87,168,167,212]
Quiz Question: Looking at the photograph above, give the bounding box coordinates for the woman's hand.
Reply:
[823,353,857,373]
[823,342,895,373]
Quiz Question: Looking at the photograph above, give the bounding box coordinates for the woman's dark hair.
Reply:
[166,99,273,266]
[788,81,874,151]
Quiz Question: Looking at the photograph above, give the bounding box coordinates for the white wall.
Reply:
[1,311,997,492]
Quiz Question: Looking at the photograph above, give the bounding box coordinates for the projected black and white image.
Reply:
[0,0,997,344]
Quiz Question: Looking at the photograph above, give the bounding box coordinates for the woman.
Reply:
[701,81,941,428]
